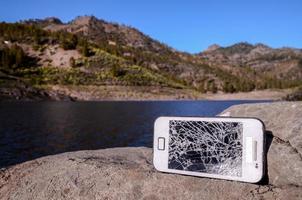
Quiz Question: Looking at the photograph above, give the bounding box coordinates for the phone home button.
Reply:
[158,137,165,150]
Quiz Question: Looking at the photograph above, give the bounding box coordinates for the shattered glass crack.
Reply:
[168,120,243,177]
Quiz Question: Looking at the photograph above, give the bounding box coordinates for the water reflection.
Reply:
[0,100,269,168]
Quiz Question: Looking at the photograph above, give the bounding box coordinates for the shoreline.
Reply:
[0,84,293,101]
[43,85,292,101]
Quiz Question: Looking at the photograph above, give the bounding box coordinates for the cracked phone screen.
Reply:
[168,120,243,177]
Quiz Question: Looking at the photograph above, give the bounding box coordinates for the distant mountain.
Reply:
[0,16,302,100]
[199,42,302,84]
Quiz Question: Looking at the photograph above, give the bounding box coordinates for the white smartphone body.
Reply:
[153,116,265,183]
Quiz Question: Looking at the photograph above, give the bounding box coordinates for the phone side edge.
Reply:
[244,118,266,183]
[153,117,169,172]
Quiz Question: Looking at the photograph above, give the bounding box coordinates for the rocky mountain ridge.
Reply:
[1,16,302,100]
[199,42,302,80]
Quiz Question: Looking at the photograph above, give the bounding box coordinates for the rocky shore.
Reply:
[0,82,292,101]
[0,102,301,199]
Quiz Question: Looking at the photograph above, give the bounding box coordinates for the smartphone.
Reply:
[153,116,265,183]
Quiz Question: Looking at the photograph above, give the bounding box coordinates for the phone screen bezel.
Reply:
[153,116,265,183]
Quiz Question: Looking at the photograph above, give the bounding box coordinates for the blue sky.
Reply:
[0,0,301,53]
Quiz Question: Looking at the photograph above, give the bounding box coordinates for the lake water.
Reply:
[0,100,269,168]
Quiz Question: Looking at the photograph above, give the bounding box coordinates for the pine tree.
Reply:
[207,81,218,93]
[80,40,90,57]
[223,81,236,93]
[298,59,302,69]
[0,45,27,70]
[198,81,206,93]
[69,57,76,67]
[60,33,78,50]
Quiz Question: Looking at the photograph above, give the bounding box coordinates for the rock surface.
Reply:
[1,102,302,199]
[221,102,302,188]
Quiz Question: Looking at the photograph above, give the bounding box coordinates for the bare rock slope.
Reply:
[0,102,302,199]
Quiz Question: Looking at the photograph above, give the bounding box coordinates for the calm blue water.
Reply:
[0,100,269,168]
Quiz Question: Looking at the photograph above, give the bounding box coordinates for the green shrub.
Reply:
[110,65,127,77]
[0,45,37,70]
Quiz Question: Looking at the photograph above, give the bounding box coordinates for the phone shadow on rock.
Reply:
[258,130,274,185]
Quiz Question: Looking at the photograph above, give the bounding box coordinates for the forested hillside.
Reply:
[1,16,301,100]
